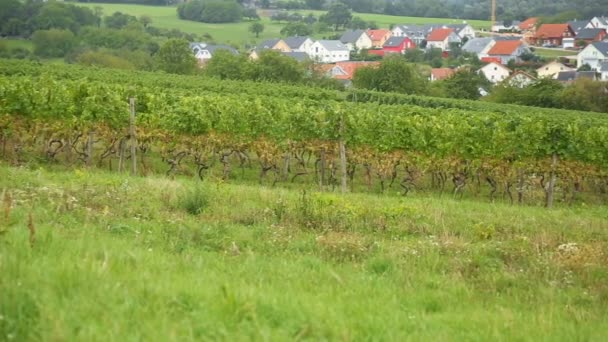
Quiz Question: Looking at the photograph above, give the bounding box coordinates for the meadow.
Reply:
[1,164,607,340]
[76,3,490,45]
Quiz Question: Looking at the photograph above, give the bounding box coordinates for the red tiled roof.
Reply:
[427,28,454,41]
[367,29,391,41]
[535,24,571,38]
[431,68,455,80]
[519,17,538,30]
[334,61,380,80]
[487,40,523,55]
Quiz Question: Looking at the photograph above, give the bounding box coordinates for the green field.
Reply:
[534,47,578,59]
[76,3,490,46]
[1,164,607,340]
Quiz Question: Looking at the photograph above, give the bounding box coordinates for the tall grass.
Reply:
[0,165,607,340]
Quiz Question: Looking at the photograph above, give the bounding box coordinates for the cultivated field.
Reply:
[1,165,607,340]
[76,3,490,45]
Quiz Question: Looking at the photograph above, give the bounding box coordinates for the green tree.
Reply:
[249,22,264,38]
[321,3,352,30]
[561,78,608,113]
[247,50,305,83]
[352,55,428,94]
[441,69,490,100]
[243,8,260,20]
[204,49,249,79]
[31,29,76,58]
[104,12,138,29]
[139,15,152,28]
[156,38,197,75]
[280,22,313,36]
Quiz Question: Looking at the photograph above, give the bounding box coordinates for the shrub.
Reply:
[178,185,210,215]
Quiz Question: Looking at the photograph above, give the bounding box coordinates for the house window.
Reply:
[315,47,319,53]
[494,67,497,70]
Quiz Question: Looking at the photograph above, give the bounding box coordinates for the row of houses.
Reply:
[493,16,608,48]
[431,60,608,87]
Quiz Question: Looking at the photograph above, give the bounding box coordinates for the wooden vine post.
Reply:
[339,111,347,193]
[129,97,137,176]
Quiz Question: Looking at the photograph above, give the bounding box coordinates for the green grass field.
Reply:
[1,164,607,340]
[76,3,490,46]
[534,47,578,59]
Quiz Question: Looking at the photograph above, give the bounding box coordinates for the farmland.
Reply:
[75,3,490,45]
[1,59,608,340]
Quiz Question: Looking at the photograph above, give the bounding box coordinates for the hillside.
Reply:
[75,3,490,45]
[1,165,608,340]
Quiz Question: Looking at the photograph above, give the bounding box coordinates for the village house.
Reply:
[446,24,476,40]
[575,29,607,46]
[367,29,392,48]
[479,62,511,83]
[190,43,238,63]
[492,20,521,32]
[556,70,599,84]
[326,61,380,81]
[368,36,416,57]
[485,40,531,64]
[590,16,608,30]
[568,20,593,35]
[576,41,608,70]
[536,61,575,78]
[518,17,538,33]
[426,28,461,51]
[430,68,456,81]
[391,25,427,45]
[532,24,575,47]
[462,37,495,60]
[284,36,314,54]
[309,40,350,63]
[258,39,291,52]
[339,30,373,51]
[505,70,537,87]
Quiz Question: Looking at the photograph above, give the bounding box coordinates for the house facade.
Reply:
[536,61,575,78]
[533,24,575,46]
[284,36,314,55]
[383,36,415,54]
[576,41,608,70]
[426,28,461,51]
[430,68,456,81]
[340,30,373,51]
[309,40,350,63]
[479,62,511,83]
[506,70,537,87]
[258,39,291,52]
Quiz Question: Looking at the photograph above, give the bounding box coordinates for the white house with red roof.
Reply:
[479,62,511,83]
[486,40,531,64]
[426,28,461,51]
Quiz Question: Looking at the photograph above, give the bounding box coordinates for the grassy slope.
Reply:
[534,47,578,59]
[1,165,607,340]
[77,3,490,46]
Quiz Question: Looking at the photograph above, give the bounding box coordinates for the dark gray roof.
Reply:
[556,71,577,81]
[284,36,309,49]
[340,30,366,44]
[206,45,238,55]
[568,20,590,34]
[557,71,597,81]
[462,37,494,53]
[576,28,605,40]
[317,40,348,51]
[383,36,406,47]
[282,51,309,62]
[590,41,608,55]
[259,39,281,49]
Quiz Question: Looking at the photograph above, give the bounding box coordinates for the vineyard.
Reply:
[1,59,608,207]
